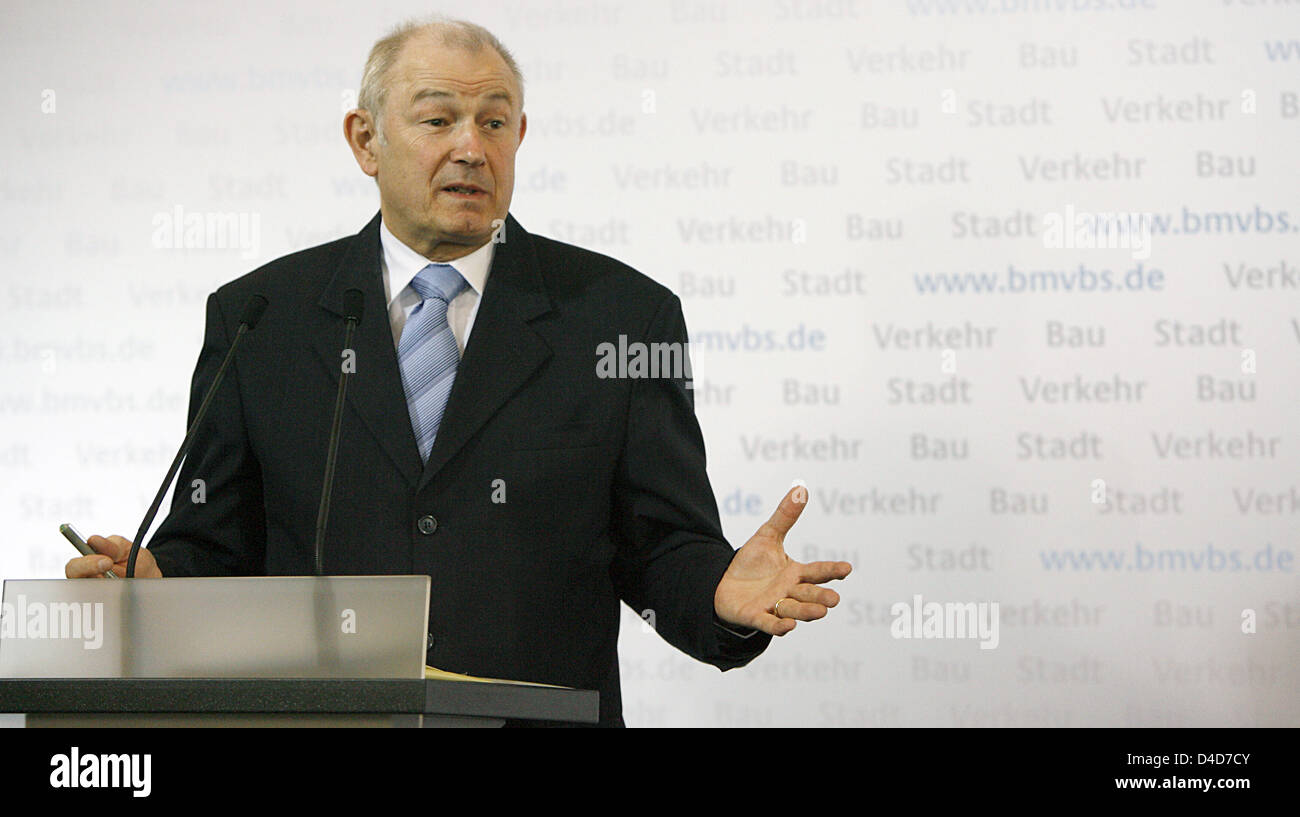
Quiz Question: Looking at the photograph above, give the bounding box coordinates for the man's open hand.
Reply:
[713,484,852,636]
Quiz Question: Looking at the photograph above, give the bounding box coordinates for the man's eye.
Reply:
[425,119,446,126]
[487,120,504,129]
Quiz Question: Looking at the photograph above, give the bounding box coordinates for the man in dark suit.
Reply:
[67,18,852,726]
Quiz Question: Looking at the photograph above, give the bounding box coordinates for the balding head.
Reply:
[358,17,525,143]
[343,16,528,261]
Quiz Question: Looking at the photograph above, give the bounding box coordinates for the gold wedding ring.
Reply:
[774,598,790,618]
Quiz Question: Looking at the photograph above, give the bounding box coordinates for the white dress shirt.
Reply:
[379,219,495,355]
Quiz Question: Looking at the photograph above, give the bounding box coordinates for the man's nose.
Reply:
[450,123,486,165]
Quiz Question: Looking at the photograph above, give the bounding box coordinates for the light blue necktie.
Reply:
[398,263,467,463]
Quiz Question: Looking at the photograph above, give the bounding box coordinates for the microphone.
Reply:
[313,288,364,576]
[126,294,269,578]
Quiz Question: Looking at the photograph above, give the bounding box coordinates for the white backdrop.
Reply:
[2,0,1297,726]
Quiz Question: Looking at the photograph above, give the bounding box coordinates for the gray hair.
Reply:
[358,17,525,143]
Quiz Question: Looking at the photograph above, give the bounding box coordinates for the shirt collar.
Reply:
[379,218,494,306]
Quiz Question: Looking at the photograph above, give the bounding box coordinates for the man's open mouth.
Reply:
[442,184,486,196]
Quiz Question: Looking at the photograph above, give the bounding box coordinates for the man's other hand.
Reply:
[64,535,163,579]
[713,484,852,636]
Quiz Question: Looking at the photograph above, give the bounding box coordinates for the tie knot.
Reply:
[411,263,467,303]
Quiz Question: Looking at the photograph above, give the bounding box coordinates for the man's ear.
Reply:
[517,111,527,145]
[343,109,381,178]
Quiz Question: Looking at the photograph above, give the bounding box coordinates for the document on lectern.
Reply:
[423,665,562,688]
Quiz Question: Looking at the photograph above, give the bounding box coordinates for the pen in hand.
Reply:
[60,523,119,578]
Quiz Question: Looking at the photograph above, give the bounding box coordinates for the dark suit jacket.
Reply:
[148,211,771,726]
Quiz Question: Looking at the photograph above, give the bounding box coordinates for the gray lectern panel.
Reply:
[0,576,430,680]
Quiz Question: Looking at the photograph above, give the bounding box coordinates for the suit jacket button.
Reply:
[417,515,438,535]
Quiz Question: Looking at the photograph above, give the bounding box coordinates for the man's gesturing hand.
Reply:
[713,484,852,636]
[64,535,163,579]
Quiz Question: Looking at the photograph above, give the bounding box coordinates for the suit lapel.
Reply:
[315,212,555,494]
[315,212,425,488]
[418,215,554,490]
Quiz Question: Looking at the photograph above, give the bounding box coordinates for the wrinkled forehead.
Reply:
[402,76,518,111]
[391,40,521,111]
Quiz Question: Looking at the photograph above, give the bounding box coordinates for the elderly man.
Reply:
[67,18,852,726]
